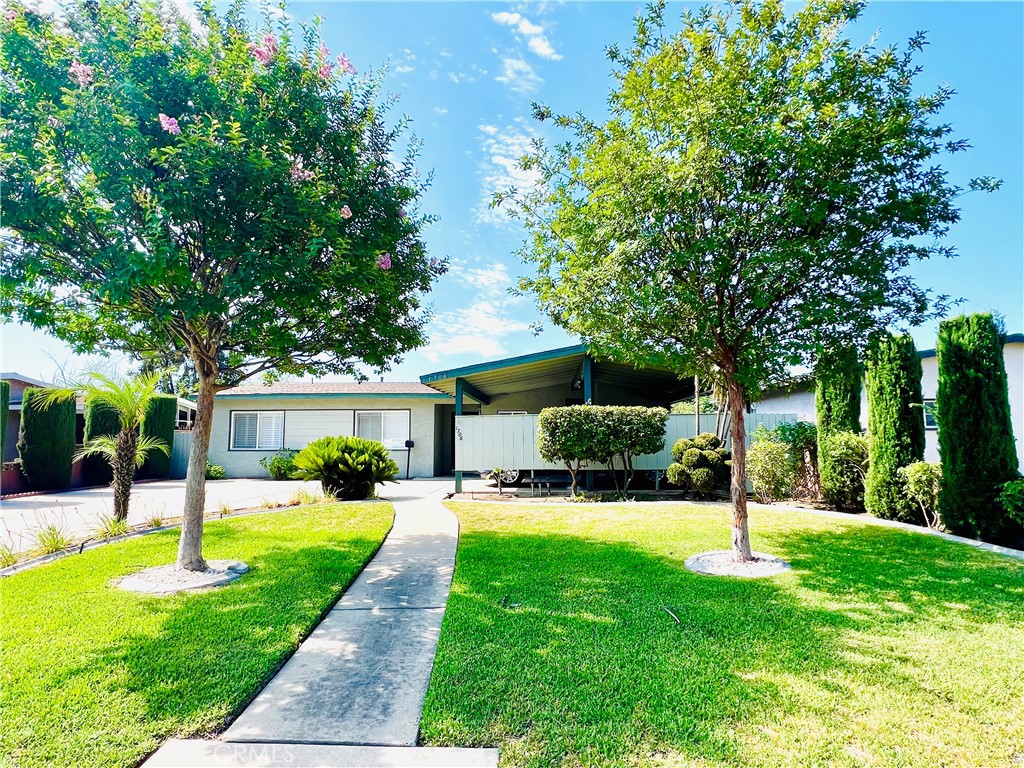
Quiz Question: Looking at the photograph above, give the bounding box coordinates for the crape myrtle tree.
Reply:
[499,0,998,560]
[1,0,442,570]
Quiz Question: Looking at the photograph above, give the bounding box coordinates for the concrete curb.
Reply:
[446,497,1024,562]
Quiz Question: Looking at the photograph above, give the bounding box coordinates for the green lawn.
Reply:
[422,502,1024,767]
[0,502,393,768]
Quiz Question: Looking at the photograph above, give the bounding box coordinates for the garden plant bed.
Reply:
[0,502,394,768]
[421,501,1024,767]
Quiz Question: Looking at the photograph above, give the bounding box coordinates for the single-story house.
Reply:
[209,346,799,492]
[751,333,1024,471]
[209,346,702,483]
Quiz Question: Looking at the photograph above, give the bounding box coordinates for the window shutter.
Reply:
[258,412,285,449]
[356,412,383,442]
[382,411,410,449]
[233,413,258,449]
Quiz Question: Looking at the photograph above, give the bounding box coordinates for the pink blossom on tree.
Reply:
[376,253,392,270]
[249,42,273,65]
[291,165,313,182]
[68,60,93,87]
[336,53,357,76]
[5,8,17,20]
[340,205,353,219]
[158,113,181,134]
[261,33,278,55]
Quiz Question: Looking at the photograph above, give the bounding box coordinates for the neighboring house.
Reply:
[750,334,1024,471]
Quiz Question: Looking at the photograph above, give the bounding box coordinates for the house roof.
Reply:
[217,381,452,399]
[0,372,54,389]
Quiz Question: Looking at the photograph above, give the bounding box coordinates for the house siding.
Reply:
[209,394,449,479]
[752,341,1024,472]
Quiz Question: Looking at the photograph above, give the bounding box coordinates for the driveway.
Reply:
[0,478,324,554]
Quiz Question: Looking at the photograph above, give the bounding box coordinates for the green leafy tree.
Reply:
[935,314,1020,542]
[864,333,925,522]
[33,374,169,523]
[816,345,863,506]
[1,1,440,570]
[501,0,997,560]
[140,394,177,478]
[17,386,76,491]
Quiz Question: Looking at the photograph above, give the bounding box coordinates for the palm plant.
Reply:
[32,373,169,523]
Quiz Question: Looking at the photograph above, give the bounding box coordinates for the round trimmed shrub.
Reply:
[681,447,703,469]
[672,437,695,463]
[205,463,226,480]
[688,467,715,496]
[693,432,721,451]
[666,462,689,488]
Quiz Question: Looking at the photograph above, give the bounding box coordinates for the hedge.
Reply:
[0,380,9,458]
[140,394,177,478]
[83,400,121,485]
[935,314,1020,543]
[864,333,925,522]
[17,387,76,491]
[537,405,668,494]
[816,345,862,508]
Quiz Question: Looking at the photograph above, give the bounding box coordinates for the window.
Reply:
[923,399,938,431]
[231,411,284,450]
[355,410,410,450]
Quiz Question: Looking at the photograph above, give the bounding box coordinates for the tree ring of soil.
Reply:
[684,550,791,578]
[115,560,249,594]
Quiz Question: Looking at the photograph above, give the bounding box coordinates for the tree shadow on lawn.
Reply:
[421,523,1024,767]
[45,538,385,764]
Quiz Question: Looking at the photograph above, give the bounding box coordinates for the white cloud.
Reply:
[421,290,530,363]
[434,107,448,115]
[494,57,542,94]
[490,11,562,61]
[475,123,541,224]
[395,65,415,73]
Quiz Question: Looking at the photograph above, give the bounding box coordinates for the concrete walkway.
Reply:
[143,478,498,767]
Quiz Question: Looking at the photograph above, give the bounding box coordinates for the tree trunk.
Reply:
[727,377,754,562]
[111,429,138,523]
[176,371,215,571]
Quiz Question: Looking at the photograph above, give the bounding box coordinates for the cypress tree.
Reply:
[17,387,76,491]
[140,395,177,478]
[0,380,9,459]
[83,400,120,485]
[816,345,863,508]
[864,333,925,521]
[935,314,1019,543]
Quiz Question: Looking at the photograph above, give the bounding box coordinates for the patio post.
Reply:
[454,378,464,494]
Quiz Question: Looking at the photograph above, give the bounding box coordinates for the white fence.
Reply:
[170,429,192,479]
[454,412,798,472]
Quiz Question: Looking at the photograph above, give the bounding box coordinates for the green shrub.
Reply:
[671,396,717,414]
[260,449,299,480]
[936,314,1021,543]
[83,400,120,486]
[291,436,399,500]
[666,462,688,488]
[898,461,942,529]
[819,431,869,510]
[775,420,819,499]
[688,467,715,497]
[692,432,721,451]
[672,437,695,462]
[537,405,668,494]
[816,345,862,505]
[681,447,702,469]
[864,333,925,522]
[746,431,795,504]
[17,387,76,491]
[0,380,9,454]
[997,478,1024,527]
[139,394,176,479]
[205,463,226,480]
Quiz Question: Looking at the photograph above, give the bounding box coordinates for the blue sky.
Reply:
[3,1,1022,384]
